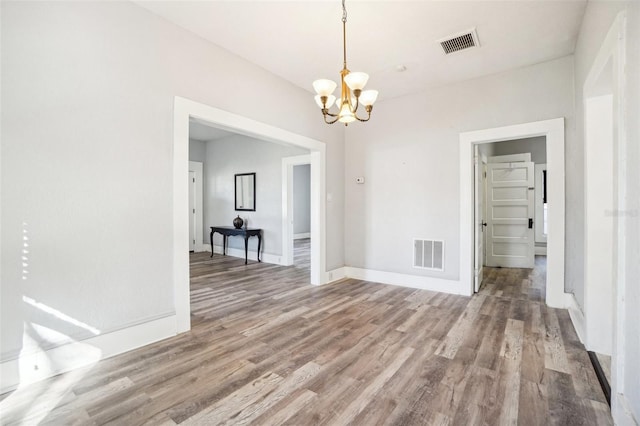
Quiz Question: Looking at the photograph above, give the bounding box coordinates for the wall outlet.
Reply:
[328,272,334,281]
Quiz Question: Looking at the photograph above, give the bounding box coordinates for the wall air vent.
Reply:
[413,239,444,271]
[439,28,480,55]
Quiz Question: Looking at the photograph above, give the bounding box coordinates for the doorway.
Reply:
[581,13,627,412]
[173,97,327,333]
[474,138,547,292]
[459,118,565,307]
[282,155,312,268]
[292,163,311,268]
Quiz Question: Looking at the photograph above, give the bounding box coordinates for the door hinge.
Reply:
[528,218,533,229]
[193,209,195,214]
[192,178,195,183]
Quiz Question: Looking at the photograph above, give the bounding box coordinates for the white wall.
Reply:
[204,135,307,256]
[623,2,640,419]
[0,0,344,371]
[571,0,627,311]
[293,164,311,235]
[574,1,640,421]
[345,56,574,283]
[492,136,547,163]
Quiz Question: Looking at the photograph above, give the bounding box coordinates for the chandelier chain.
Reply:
[342,0,348,67]
[342,0,347,23]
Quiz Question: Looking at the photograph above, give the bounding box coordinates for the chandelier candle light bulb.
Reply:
[312,0,378,125]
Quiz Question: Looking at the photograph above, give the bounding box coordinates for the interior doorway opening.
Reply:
[173,97,327,334]
[474,137,548,293]
[292,162,311,269]
[459,118,565,308]
[282,155,311,269]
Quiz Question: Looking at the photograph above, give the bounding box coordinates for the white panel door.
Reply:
[189,171,196,252]
[486,162,534,268]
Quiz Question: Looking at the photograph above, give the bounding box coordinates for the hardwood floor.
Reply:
[293,238,310,269]
[1,254,610,425]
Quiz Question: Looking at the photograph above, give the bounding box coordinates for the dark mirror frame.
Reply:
[234,172,256,211]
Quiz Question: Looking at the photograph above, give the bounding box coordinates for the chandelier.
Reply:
[312,0,378,125]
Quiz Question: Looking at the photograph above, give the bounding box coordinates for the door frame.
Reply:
[282,155,311,266]
[459,118,565,307]
[173,97,327,333]
[582,12,628,424]
[188,161,204,252]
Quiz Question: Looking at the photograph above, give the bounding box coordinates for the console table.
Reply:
[210,226,262,264]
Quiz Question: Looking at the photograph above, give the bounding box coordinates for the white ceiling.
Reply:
[189,120,236,142]
[136,0,587,101]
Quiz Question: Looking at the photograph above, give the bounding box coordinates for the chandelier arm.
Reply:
[354,107,373,122]
[323,113,341,125]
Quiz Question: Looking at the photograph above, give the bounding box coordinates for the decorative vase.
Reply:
[233,215,244,229]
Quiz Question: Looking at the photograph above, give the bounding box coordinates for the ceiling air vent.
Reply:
[439,28,480,55]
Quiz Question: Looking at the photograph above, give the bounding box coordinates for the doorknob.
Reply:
[528,218,533,229]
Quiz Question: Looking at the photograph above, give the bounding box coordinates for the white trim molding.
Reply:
[614,394,639,426]
[0,315,176,394]
[325,267,347,284]
[294,233,311,240]
[565,292,586,345]
[345,267,468,295]
[460,118,566,308]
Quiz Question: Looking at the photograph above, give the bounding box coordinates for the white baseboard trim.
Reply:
[565,292,586,345]
[0,315,176,394]
[345,267,469,296]
[206,244,283,265]
[535,246,547,255]
[293,233,311,240]
[613,392,639,426]
[324,267,346,285]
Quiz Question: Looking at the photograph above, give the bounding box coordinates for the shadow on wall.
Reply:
[0,225,103,423]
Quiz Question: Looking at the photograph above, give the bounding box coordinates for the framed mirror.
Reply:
[235,172,256,211]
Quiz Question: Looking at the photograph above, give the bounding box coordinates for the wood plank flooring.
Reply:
[1,253,611,425]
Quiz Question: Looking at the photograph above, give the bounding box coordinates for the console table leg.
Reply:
[210,230,214,258]
[244,237,249,265]
[257,235,262,262]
